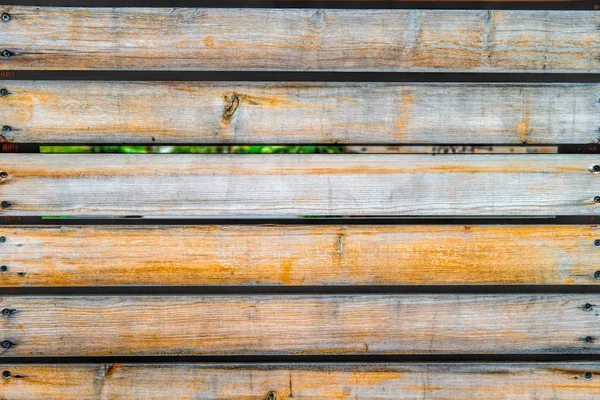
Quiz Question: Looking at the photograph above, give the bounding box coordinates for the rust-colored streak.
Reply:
[517,100,532,144]
[0,225,596,287]
[395,91,414,137]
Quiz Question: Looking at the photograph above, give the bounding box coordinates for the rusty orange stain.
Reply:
[203,37,214,47]
[395,90,414,137]
[517,100,532,144]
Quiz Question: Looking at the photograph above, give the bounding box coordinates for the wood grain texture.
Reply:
[1,7,599,72]
[1,295,599,356]
[1,154,599,217]
[1,225,599,287]
[2,81,600,144]
[2,363,600,399]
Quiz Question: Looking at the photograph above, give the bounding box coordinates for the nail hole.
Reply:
[2,370,10,379]
[584,303,594,311]
[585,372,593,380]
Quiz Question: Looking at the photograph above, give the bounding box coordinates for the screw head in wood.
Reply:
[585,372,593,380]
[0,236,6,243]
[595,196,600,204]
[2,370,10,379]
[1,50,13,58]
[1,126,11,135]
[593,165,600,173]
[584,336,596,344]
[0,265,6,272]
[0,201,10,209]
[1,308,14,317]
[1,13,10,22]
[265,392,276,400]
[595,239,600,247]
[595,271,600,280]
[584,303,594,311]
[1,340,14,349]
[0,88,8,97]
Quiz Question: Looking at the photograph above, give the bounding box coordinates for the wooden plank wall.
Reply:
[1,2,600,399]
[1,81,599,144]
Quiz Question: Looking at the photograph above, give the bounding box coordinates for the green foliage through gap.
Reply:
[40,146,344,154]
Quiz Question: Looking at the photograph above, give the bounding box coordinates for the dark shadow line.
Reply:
[5,71,600,83]
[2,354,600,364]
[2,285,600,295]
[1,215,599,225]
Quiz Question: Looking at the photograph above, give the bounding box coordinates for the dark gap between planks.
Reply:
[2,354,600,364]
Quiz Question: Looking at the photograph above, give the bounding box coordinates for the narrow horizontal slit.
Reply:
[7,71,600,83]
[2,354,600,364]
[3,285,600,296]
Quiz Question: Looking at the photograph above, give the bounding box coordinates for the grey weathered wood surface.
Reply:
[2,7,599,72]
[1,225,599,286]
[1,363,599,399]
[0,154,599,217]
[1,295,599,356]
[2,81,599,144]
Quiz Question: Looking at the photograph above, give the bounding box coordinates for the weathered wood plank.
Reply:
[0,154,599,217]
[0,295,599,356]
[2,363,600,399]
[1,225,599,286]
[2,8,598,72]
[2,81,599,144]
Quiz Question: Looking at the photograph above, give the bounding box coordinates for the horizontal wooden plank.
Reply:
[1,225,599,286]
[1,363,600,399]
[1,295,599,356]
[0,154,599,217]
[2,81,599,144]
[2,8,599,72]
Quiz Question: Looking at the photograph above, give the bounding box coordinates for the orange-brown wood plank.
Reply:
[1,154,599,217]
[2,363,600,399]
[0,225,598,287]
[1,295,599,357]
[2,81,599,144]
[1,8,598,72]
